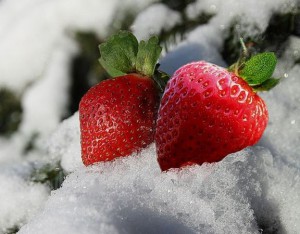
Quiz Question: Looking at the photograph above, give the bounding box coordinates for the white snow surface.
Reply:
[0,0,300,233]
[19,140,300,234]
[0,162,49,233]
[132,3,181,40]
[46,112,83,173]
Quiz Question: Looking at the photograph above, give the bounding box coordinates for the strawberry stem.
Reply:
[240,37,248,58]
[228,39,280,92]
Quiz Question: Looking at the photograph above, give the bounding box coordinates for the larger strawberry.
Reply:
[155,51,278,171]
[79,31,167,166]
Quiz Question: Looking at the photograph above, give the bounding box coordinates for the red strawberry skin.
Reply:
[155,61,268,171]
[79,74,159,166]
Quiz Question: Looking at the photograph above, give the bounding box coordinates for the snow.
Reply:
[0,0,156,92]
[46,112,83,173]
[0,0,300,233]
[20,38,76,137]
[0,162,49,233]
[18,141,300,234]
[187,0,294,34]
[261,64,300,169]
[132,3,181,40]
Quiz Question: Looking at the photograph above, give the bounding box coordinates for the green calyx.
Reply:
[228,38,280,92]
[99,31,164,79]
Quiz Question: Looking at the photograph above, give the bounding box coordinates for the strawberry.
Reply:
[155,51,278,171]
[79,31,167,166]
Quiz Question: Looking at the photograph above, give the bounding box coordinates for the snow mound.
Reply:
[19,129,300,233]
[46,112,83,173]
[261,64,300,169]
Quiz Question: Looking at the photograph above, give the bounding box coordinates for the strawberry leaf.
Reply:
[252,78,280,91]
[98,31,168,89]
[99,57,125,77]
[136,36,162,77]
[239,52,277,86]
[99,31,138,77]
[99,31,163,79]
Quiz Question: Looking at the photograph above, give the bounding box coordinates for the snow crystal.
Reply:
[260,64,300,169]
[19,129,300,234]
[0,163,49,233]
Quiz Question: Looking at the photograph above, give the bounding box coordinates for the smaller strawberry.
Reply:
[79,31,168,166]
[155,48,278,171]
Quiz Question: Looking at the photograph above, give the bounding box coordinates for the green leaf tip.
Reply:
[252,77,280,92]
[99,31,138,77]
[239,52,277,86]
[136,36,162,77]
[99,31,162,78]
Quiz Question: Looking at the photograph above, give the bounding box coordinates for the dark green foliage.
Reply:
[222,8,300,65]
[257,219,282,234]
[0,88,22,136]
[23,132,39,154]
[158,0,214,51]
[31,162,66,190]
[161,0,196,12]
[159,12,214,52]
[294,13,300,36]
[158,0,213,51]
[263,9,300,50]
[75,32,103,59]
[221,20,263,65]
[3,226,20,234]
[109,11,136,35]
